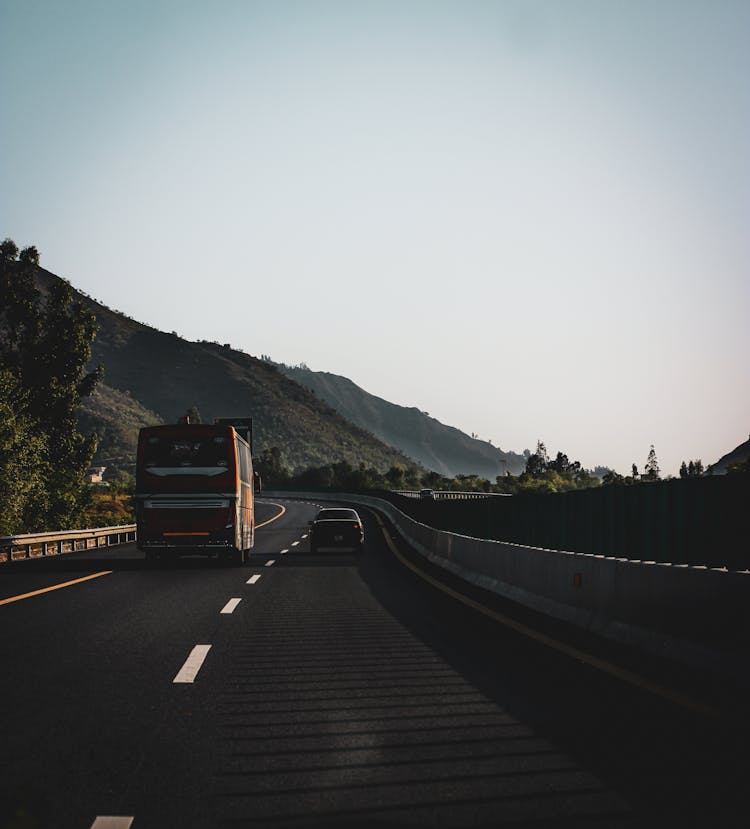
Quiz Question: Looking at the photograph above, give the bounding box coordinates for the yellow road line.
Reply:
[0,571,112,607]
[256,502,286,529]
[2,503,285,607]
[374,514,719,719]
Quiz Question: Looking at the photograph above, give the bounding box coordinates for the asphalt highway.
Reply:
[0,498,746,829]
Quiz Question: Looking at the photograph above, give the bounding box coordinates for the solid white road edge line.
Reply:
[246,574,262,584]
[220,598,242,614]
[90,819,134,829]
[173,644,212,684]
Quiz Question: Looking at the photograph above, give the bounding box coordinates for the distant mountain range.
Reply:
[29,264,739,482]
[278,364,527,479]
[32,267,417,476]
[29,266,529,480]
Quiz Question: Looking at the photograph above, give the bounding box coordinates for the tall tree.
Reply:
[19,245,40,266]
[0,241,102,529]
[644,445,660,481]
[0,372,48,533]
[549,451,581,475]
[0,238,19,261]
[525,440,549,478]
[680,459,703,478]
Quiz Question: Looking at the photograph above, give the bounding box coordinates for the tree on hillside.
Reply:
[0,372,48,534]
[19,245,40,266]
[0,239,19,261]
[549,451,581,475]
[525,440,549,478]
[253,447,289,488]
[602,469,626,486]
[422,470,447,490]
[679,459,703,478]
[644,445,660,481]
[0,240,102,530]
[385,464,407,490]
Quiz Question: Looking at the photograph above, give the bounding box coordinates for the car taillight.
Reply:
[352,523,361,530]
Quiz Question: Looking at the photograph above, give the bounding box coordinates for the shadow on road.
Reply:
[350,507,749,828]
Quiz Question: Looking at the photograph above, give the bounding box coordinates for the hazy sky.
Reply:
[2,0,748,475]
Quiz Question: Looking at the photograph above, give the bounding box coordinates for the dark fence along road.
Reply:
[381,473,749,569]
[0,498,746,828]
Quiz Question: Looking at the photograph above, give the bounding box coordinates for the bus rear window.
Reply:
[142,434,233,476]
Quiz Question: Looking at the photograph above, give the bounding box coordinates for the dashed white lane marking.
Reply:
[173,645,211,684]
[221,598,242,614]
[291,541,299,547]
[90,819,134,829]
[246,574,262,584]
[265,559,275,567]
[301,534,308,539]
[280,548,289,554]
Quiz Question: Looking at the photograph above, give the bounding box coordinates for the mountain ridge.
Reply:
[15,265,741,483]
[709,435,750,474]
[278,364,527,479]
[31,266,420,476]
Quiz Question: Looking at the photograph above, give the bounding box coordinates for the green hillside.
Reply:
[32,267,419,477]
[280,364,527,478]
[77,383,161,472]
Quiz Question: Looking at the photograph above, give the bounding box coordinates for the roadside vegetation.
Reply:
[0,239,101,533]
[81,484,135,528]
[253,440,704,495]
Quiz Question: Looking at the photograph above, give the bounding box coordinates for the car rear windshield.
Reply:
[315,509,358,520]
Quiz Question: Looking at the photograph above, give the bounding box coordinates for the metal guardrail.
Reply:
[266,491,750,682]
[0,525,137,564]
[392,490,510,500]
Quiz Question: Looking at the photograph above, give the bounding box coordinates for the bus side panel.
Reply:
[236,438,254,551]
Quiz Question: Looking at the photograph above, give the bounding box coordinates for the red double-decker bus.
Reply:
[135,418,255,564]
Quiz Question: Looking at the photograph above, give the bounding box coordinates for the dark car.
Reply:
[309,508,364,554]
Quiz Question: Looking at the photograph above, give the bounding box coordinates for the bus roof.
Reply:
[138,423,250,448]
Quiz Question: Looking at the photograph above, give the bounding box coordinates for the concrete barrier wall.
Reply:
[264,492,749,681]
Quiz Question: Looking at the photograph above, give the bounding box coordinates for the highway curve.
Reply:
[0,498,746,828]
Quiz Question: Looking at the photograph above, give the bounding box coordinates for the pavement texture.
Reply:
[1,497,747,829]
